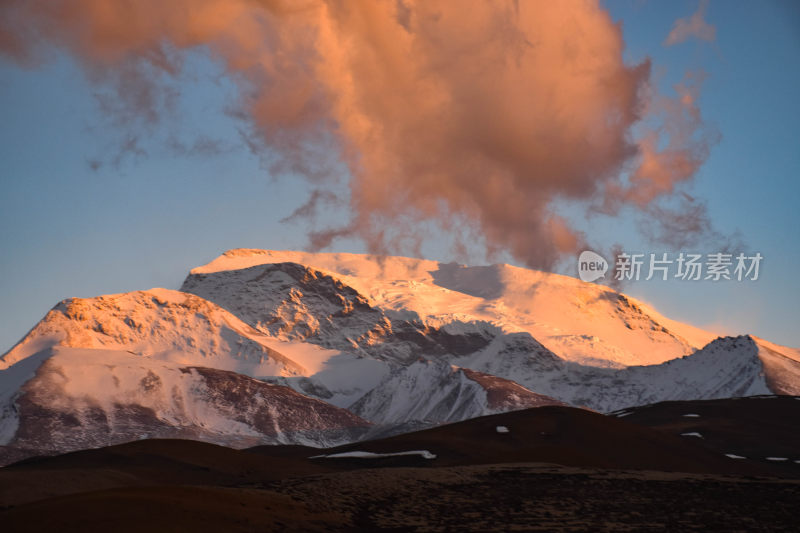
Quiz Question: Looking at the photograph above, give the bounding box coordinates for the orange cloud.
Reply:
[0,0,719,269]
[665,0,717,46]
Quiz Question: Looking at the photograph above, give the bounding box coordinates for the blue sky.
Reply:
[0,0,798,351]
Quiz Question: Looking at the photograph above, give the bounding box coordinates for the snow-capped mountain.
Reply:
[1,248,798,461]
[0,346,370,455]
[180,261,498,364]
[179,250,800,412]
[186,249,718,367]
[348,359,566,425]
[0,288,302,376]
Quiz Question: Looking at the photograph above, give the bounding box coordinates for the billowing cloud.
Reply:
[665,0,717,46]
[0,0,721,270]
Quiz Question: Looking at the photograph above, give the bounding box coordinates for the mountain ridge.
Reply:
[1,249,797,462]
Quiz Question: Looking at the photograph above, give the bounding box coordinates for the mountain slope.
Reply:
[0,288,302,377]
[348,359,566,425]
[457,334,799,411]
[0,275,558,458]
[1,346,370,459]
[181,250,800,412]
[181,261,497,363]
[1,248,798,460]
[188,249,717,366]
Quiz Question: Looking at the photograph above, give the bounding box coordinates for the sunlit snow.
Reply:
[311,450,437,460]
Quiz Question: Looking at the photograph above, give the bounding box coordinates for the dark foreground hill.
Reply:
[610,395,800,468]
[1,402,798,532]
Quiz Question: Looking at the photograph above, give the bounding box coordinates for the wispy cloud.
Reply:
[0,0,725,270]
[665,0,717,46]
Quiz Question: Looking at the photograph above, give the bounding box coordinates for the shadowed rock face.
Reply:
[186,366,370,436]
[461,368,567,411]
[181,262,495,362]
[347,358,568,427]
[183,263,381,340]
[182,263,387,343]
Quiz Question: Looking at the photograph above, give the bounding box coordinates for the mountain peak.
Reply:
[185,249,713,366]
[2,249,798,464]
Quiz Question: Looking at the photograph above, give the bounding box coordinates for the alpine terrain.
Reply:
[1,249,798,463]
